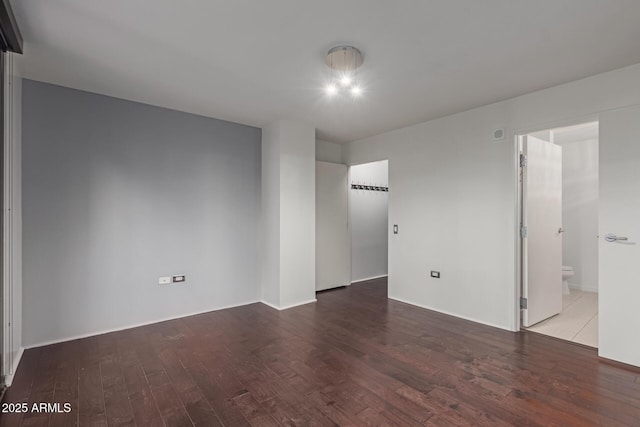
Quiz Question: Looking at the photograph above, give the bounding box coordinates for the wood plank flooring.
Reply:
[2,278,640,426]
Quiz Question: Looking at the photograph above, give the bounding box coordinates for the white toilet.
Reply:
[562,265,574,295]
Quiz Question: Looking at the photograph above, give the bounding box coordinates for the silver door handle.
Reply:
[604,233,629,242]
[558,228,565,233]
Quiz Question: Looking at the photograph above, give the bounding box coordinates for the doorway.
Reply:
[314,159,389,293]
[349,160,389,285]
[518,122,599,347]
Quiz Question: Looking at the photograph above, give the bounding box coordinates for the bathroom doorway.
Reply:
[518,121,599,347]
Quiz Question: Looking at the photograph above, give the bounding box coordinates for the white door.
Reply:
[522,135,563,327]
[316,162,349,291]
[599,107,640,367]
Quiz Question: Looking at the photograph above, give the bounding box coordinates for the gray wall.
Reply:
[22,80,262,347]
[560,138,599,292]
[315,139,343,164]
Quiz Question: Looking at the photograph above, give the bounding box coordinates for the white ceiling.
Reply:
[11,1,640,143]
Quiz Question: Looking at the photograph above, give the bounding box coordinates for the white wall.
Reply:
[599,105,640,367]
[279,121,316,308]
[262,120,317,309]
[343,62,640,334]
[559,139,599,292]
[22,81,262,348]
[3,52,22,385]
[350,161,388,282]
[261,123,282,306]
[316,139,343,164]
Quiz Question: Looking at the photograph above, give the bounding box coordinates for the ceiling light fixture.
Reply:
[325,45,364,98]
[325,83,338,96]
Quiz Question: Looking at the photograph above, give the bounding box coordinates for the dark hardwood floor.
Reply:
[2,278,640,426]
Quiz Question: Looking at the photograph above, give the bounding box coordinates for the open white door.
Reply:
[522,135,563,327]
[599,107,640,367]
[315,162,349,291]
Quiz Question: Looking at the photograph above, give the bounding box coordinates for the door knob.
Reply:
[604,233,628,242]
[558,228,565,234]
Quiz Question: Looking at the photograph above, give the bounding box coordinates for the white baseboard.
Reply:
[260,299,280,310]
[4,346,24,386]
[388,295,513,332]
[351,274,388,284]
[260,298,317,311]
[280,299,317,310]
[24,299,261,349]
[569,283,598,293]
[316,283,350,291]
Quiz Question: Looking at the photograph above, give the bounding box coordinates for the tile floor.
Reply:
[526,289,598,347]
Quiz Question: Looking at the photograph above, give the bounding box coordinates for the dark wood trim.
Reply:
[0,0,22,53]
[523,328,597,350]
[599,356,640,374]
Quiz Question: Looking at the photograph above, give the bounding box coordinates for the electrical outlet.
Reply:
[159,276,171,285]
[430,271,441,279]
[172,275,186,283]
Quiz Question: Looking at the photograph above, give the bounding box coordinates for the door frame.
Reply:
[513,115,599,332]
[315,160,350,291]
